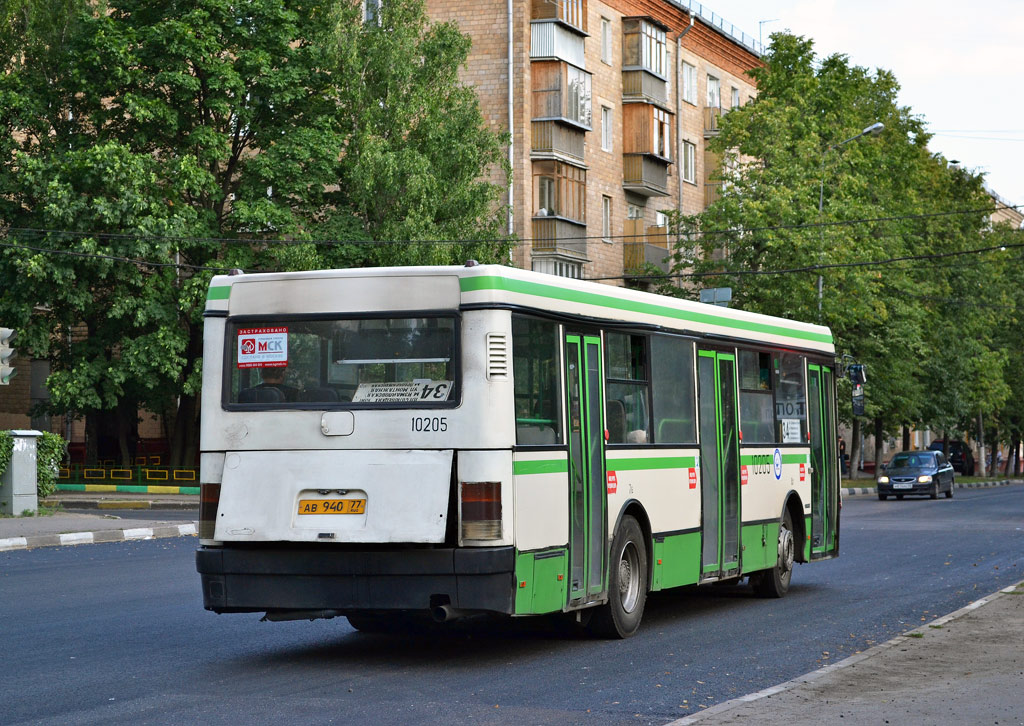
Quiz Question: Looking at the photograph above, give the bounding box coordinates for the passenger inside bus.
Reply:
[254,366,299,402]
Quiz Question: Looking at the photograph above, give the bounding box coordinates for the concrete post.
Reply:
[0,430,43,515]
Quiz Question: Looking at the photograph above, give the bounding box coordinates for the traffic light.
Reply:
[0,327,16,385]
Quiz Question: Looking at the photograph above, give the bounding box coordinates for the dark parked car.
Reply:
[877,450,955,500]
[928,439,975,476]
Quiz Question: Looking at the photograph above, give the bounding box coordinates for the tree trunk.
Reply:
[85,412,99,465]
[115,397,139,467]
[902,425,910,451]
[849,418,862,480]
[169,324,203,468]
[974,413,986,477]
[873,417,884,476]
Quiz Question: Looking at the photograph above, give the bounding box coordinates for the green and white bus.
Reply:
[196,263,840,637]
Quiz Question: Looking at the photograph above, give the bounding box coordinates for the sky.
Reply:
[701,0,1024,208]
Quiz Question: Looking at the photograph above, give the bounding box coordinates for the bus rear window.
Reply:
[227,316,457,407]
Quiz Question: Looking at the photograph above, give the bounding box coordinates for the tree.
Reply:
[666,33,1007,475]
[0,0,511,465]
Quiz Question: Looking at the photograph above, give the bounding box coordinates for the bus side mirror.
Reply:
[848,364,866,384]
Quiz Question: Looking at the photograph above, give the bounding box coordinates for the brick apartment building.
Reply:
[422,0,762,283]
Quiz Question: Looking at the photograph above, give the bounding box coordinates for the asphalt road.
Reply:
[2,485,1021,726]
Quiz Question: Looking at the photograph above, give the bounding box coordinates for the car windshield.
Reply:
[890,453,933,469]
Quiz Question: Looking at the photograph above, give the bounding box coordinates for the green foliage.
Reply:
[675,32,1009,438]
[35,432,67,498]
[0,0,511,463]
[0,430,12,476]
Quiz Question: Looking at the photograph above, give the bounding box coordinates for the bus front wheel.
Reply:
[588,515,648,639]
[753,510,794,598]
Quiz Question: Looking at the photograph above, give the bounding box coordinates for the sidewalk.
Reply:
[0,491,197,552]
[670,580,1024,725]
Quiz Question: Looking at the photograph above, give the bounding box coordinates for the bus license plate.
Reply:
[297,499,366,515]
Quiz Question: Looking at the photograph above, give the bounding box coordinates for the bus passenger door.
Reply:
[565,334,607,605]
[697,349,741,579]
[808,364,839,556]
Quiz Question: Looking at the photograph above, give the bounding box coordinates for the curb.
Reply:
[56,484,199,495]
[0,522,197,552]
[842,479,1016,496]
[664,579,1024,725]
[42,498,199,510]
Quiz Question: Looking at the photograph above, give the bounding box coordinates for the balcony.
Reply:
[531,121,585,162]
[530,20,585,67]
[704,182,723,207]
[532,60,592,130]
[531,0,587,33]
[622,69,668,107]
[623,154,668,197]
[704,106,722,137]
[532,216,588,258]
[623,222,671,273]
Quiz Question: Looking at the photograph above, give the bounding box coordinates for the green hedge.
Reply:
[0,430,68,498]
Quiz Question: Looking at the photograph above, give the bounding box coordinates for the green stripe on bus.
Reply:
[606,456,697,471]
[513,459,568,475]
[460,275,833,344]
[206,286,231,301]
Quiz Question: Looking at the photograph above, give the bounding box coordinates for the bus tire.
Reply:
[588,515,647,639]
[753,510,794,598]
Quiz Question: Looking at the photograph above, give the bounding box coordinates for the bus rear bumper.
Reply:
[196,545,515,616]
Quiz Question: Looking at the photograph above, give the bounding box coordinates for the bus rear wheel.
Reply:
[753,510,794,598]
[588,515,647,639]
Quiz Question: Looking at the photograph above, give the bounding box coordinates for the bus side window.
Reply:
[739,350,775,444]
[650,335,696,444]
[774,352,807,443]
[606,332,650,444]
[512,315,562,445]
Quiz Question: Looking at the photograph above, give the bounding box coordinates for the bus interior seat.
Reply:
[298,387,340,403]
[238,386,285,403]
[606,399,626,443]
[516,424,557,445]
[657,419,690,444]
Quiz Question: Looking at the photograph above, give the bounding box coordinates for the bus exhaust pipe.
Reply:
[431,604,471,623]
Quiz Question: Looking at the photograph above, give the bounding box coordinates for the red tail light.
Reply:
[460,481,502,540]
[199,483,221,540]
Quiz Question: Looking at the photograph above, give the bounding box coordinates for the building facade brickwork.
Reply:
[426,0,761,284]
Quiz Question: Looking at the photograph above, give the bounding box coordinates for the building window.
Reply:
[602,195,612,241]
[601,106,613,151]
[682,62,697,105]
[627,203,642,220]
[653,107,670,159]
[532,257,583,279]
[533,159,586,222]
[682,140,696,183]
[601,17,612,64]
[707,75,720,109]
[561,0,584,30]
[641,21,666,77]
[363,0,381,24]
[566,65,592,127]
[731,86,740,109]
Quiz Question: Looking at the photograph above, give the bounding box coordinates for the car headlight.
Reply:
[877,476,889,484]
[917,475,933,483]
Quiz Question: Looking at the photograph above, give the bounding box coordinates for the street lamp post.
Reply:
[817,122,884,317]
